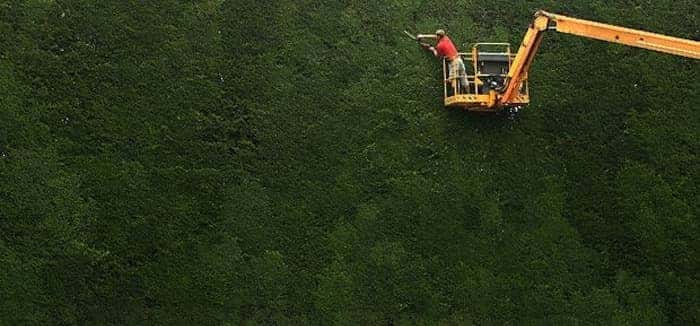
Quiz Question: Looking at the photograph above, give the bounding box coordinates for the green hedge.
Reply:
[0,0,697,324]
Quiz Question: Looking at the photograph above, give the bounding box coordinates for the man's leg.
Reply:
[456,58,469,93]
[449,60,459,94]
[447,61,457,96]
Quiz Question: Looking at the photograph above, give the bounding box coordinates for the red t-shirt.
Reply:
[435,36,458,60]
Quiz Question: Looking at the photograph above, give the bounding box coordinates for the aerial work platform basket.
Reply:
[444,43,529,112]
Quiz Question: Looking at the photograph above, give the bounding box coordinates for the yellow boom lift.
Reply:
[411,10,700,115]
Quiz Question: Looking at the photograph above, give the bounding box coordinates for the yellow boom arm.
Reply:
[501,10,700,105]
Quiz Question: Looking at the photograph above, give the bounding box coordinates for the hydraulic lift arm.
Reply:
[500,10,700,105]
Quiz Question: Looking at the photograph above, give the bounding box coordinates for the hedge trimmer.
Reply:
[403,30,432,49]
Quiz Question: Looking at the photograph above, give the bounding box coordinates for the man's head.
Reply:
[436,29,446,39]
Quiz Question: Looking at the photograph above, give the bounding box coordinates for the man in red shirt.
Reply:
[419,29,469,94]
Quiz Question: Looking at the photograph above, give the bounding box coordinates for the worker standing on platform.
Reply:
[419,29,469,94]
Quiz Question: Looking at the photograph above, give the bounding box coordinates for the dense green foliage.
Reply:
[1,0,698,324]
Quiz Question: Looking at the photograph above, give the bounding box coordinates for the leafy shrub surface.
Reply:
[1,0,698,324]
